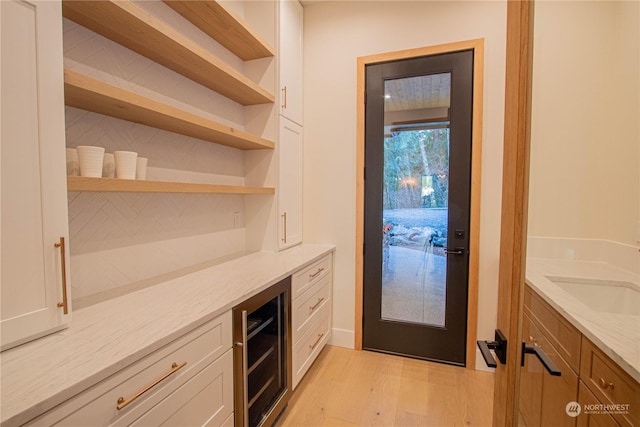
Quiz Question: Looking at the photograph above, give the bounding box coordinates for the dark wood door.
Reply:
[363,50,474,365]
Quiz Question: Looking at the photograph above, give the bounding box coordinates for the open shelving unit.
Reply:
[62,0,274,106]
[67,177,275,195]
[64,70,275,151]
[163,0,275,61]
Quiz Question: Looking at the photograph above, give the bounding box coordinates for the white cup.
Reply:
[77,146,105,178]
[102,153,115,178]
[114,151,138,179]
[136,157,148,180]
[66,148,79,176]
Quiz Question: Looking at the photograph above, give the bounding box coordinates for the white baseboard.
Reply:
[328,327,355,349]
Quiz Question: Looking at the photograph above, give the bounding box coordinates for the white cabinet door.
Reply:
[279,0,303,126]
[1,0,71,351]
[277,117,303,250]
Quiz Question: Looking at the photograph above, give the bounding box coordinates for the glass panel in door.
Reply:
[381,73,451,327]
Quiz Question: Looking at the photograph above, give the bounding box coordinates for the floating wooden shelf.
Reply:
[62,0,274,106]
[64,70,275,151]
[164,1,275,61]
[68,177,275,195]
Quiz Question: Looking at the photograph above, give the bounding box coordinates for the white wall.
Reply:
[528,1,640,247]
[303,1,507,355]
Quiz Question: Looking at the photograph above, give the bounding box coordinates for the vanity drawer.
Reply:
[292,273,331,343]
[524,285,581,373]
[26,311,232,426]
[292,255,332,299]
[580,337,639,427]
[578,380,619,427]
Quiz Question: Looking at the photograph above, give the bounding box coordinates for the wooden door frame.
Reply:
[492,1,535,425]
[354,39,484,369]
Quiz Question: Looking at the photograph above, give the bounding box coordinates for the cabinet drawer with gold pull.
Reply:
[25,311,231,426]
[292,303,331,389]
[292,255,332,298]
[292,273,331,344]
[580,336,639,427]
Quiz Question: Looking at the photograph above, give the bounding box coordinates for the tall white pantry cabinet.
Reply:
[277,0,304,250]
[0,0,72,351]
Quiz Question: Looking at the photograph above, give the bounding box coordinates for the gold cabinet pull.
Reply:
[309,333,325,350]
[309,268,325,279]
[281,212,287,244]
[54,237,69,314]
[309,297,325,311]
[282,86,287,109]
[116,361,187,410]
[598,378,614,390]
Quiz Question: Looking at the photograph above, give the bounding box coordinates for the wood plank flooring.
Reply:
[276,346,494,427]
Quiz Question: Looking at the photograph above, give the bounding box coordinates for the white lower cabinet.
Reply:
[129,350,232,427]
[291,255,333,389]
[26,312,233,427]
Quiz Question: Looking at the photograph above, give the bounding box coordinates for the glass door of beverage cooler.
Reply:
[234,277,291,427]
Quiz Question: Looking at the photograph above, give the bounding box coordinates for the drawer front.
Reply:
[580,337,639,427]
[27,311,232,427]
[538,325,579,427]
[292,273,331,343]
[129,349,233,427]
[292,255,332,299]
[578,380,620,427]
[524,285,581,373]
[292,303,331,389]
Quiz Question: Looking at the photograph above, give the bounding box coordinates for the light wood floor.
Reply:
[275,346,494,427]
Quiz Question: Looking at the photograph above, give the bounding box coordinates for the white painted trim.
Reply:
[328,327,355,349]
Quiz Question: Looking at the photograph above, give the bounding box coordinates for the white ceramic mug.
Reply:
[66,148,79,176]
[114,151,138,179]
[102,153,116,178]
[136,157,148,180]
[77,146,105,178]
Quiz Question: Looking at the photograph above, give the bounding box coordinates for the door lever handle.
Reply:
[521,342,561,376]
[444,247,465,255]
[477,329,507,368]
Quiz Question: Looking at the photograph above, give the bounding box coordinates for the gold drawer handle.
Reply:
[309,333,325,350]
[54,237,69,315]
[309,267,325,279]
[309,297,325,311]
[117,362,187,410]
[598,378,615,390]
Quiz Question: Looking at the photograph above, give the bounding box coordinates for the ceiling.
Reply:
[384,72,451,113]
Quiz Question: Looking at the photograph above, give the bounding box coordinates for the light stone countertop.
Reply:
[0,244,335,427]
[526,257,640,383]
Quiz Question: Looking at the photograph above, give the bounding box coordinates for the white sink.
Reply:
[547,276,640,316]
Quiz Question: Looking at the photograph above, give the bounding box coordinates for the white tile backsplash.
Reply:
[527,236,640,275]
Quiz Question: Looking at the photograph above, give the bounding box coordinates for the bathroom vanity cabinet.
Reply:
[520,285,639,427]
[520,286,580,427]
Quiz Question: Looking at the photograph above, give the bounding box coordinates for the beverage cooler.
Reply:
[233,277,291,427]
